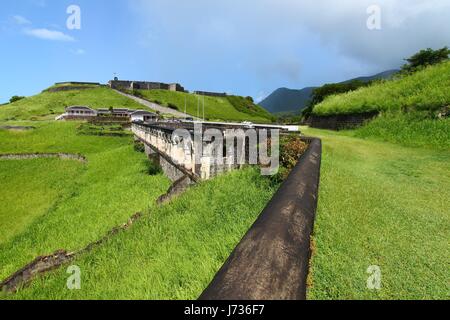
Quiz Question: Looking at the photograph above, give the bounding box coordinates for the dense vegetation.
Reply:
[312,61,450,116]
[401,47,450,74]
[0,87,146,121]
[305,127,449,299]
[133,89,273,122]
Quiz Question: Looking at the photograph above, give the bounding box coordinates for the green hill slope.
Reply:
[313,62,450,116]
[134,89,273,122]
[0,87,146,121]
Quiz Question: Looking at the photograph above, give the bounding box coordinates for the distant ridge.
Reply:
[259,69,399,114]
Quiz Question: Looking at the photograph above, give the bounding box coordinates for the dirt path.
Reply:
[114,89,199,119]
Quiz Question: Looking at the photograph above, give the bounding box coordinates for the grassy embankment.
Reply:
[313,61,450,116]
[5,166,277,300]
[0,122,171,282]
[0,87,148,122]
[134,89,274,123]
[306,61,449,299]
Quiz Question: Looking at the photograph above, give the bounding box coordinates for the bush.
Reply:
[401,47,450,74]
[134,141,145,153]
[270,136,308,183]
[280,136,308,170]
[9,96,25,103]
[167,103,179,110]
[145,159,162,175]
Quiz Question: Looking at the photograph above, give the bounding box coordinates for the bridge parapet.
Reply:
[133,123,234,181]
[132,122,281,181]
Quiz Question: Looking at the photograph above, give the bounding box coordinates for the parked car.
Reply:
[241,121,254,128]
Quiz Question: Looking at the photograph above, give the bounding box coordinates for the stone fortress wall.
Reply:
[108,78,227,97]
[108,80,186,92]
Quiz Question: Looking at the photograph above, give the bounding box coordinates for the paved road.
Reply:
[114,89,199,119]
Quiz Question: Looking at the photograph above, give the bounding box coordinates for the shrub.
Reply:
[9,96,25,103]
[167,103,179,110]
[134,141,145,153]
[270,136,308,183]
[401,47,450,74]
[280,136,308,170]
[145,159,162,175]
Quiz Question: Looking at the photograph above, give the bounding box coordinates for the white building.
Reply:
[130,110,159,123]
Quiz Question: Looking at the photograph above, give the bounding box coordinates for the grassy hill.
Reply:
[313,62,450,116]
[133,89,274,122]
[0,87,147,121]
[0,120,279,299]
[0,121,279,297]
[7,167,277,300]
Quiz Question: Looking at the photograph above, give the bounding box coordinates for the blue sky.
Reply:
[1,0,449,103]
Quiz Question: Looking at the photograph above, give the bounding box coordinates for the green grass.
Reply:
[0,159,84,245]
[0,121,171,281]
[352,112,450,150]
[135,89,273,122]
[0,87,146,121]
[305,127,449,299]
[48,83,100,89]
[313,61,450,116]
[5,167,278,300]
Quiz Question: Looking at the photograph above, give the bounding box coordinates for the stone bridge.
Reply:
[132,121,323,300]
[132,121,294,182]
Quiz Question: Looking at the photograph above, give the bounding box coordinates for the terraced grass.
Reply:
[5,167,279,300]
[305,127,449,299]
[0,121,171,281]
[0,87,146,121]
[135,89,273,122]
[313,61,450,116]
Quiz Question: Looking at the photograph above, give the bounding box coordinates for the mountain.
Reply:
[259,87,316,114]
[259,69,399,114]
[342,69,398,84]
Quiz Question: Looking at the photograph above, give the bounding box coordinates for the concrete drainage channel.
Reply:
[0,213,143,293]
[0,153,87,163]
[0,138,322,299]
[200,138,322,300]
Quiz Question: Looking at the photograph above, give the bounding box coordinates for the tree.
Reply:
[401,47,450,74]
[9,96,25,103]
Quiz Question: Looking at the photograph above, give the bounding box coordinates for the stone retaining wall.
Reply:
[306,111,378,130]
[0,153,87,163]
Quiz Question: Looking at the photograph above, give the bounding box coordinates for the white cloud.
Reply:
[256,91,269,103]
[130,0,450,70]
[12,15,31,25]
[71,48,86,55]
[24,28,75,42]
